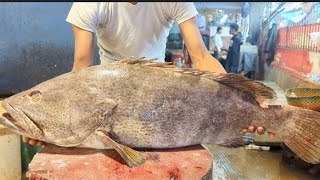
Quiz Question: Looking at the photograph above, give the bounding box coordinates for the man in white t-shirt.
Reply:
[213,27,223,59]
[66,2,225,73]
[23,2,272,147]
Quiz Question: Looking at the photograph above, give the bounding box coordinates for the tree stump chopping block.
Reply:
[27,144,213,180]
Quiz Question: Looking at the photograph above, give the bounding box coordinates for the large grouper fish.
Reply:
[0,58,319,167]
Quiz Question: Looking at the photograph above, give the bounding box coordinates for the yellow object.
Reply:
[285,88,320,111]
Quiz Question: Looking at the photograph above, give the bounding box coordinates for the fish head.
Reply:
[0,85,72,142]
[0,73,118,146]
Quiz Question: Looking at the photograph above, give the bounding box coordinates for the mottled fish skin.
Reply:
[92,64,293,148]
[1,62,319,160]
[0,63,290,147]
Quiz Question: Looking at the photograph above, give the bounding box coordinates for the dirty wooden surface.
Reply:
[27,145,212,180]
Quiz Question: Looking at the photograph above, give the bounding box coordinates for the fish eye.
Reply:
[28,90,42,102]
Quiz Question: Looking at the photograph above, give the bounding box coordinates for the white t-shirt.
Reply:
[66,2,198,64]
[214,33,223,52]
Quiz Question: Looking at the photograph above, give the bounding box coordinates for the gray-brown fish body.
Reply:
[1,60,319,165]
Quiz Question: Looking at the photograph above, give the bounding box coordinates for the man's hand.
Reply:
[241,103,276,139]
[221,48,229,53]
[179,17,226,74]
[22,136,45,148]
[220,51,227,56]
[242,126,276,139]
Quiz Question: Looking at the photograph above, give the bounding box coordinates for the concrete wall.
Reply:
[248,2,266,45]
[0,3,99,95]
[0,2,263,95]
[267,67,320,90]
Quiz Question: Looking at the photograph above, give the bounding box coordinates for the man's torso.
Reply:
[66,2,198,64]
[227,34,241,66]
[95,3,172,64]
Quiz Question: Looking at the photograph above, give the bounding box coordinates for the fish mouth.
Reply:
[0,110,28,136]
[1,101,43,138]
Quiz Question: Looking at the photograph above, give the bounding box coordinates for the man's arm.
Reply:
[71,25,95,71]
[179,17,226,73]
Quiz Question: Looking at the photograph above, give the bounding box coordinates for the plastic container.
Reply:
[285,88,320,111]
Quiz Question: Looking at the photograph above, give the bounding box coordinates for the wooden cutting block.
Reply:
[27,144,213,180]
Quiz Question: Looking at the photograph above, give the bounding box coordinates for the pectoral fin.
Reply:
[96,130,146,168]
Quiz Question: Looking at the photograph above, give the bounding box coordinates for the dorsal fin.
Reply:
[116,57,175,68]
[187,69,276,104]
[202,72,277,104]
[169,67,277,105]
[117,57,158,64]
[115,59,277,104]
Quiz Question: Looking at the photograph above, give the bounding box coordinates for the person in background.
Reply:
[223,23,242,73]
[238,28,244,45]
[196,13,206,32]
[182,13,209,68]
[213,27,224,67]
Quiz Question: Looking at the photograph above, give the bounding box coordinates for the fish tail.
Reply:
[279,107,320,164]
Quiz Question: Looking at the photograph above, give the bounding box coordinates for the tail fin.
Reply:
[279,108,320,164]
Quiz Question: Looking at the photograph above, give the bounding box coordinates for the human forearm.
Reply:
[179,17,226,74]
[71,25,95,72]
[221,48,228,52]
[72,56,93,71]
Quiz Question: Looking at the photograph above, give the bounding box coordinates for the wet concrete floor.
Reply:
[207,145,319,180]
